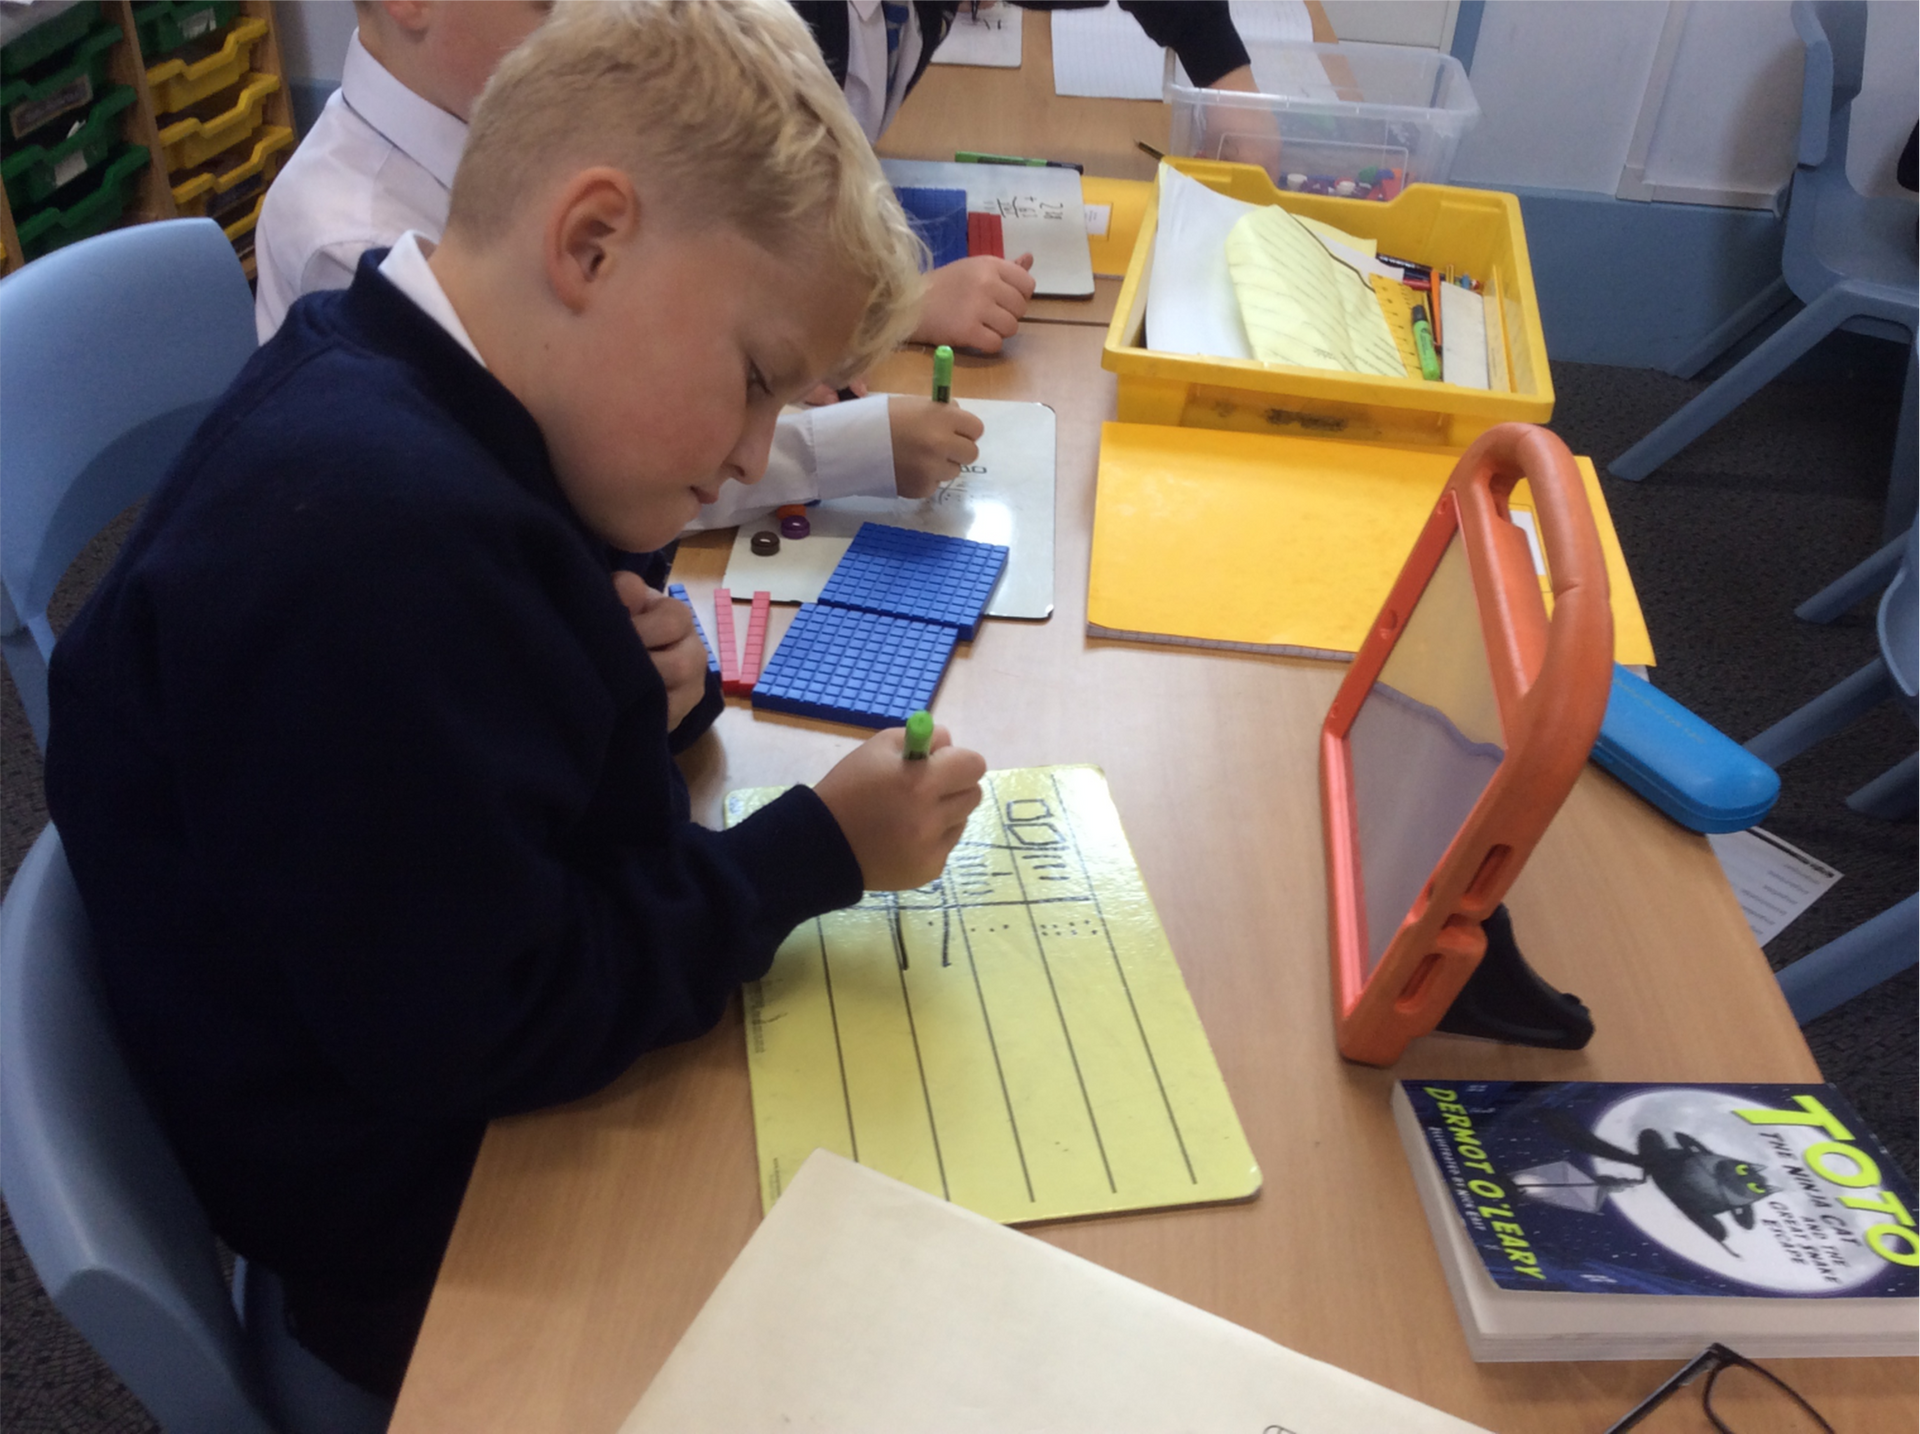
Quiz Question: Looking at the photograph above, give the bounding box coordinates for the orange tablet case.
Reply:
[1320,424,1614,1067]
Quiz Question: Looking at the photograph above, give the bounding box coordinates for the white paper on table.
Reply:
[879,158,1093,298]
[1144,163,1256,359]
[930,0,1021,67]
[619,1152,1492,1434]
[1052,0,1312,99]
[1707,828,1843,948]
[722,398,1055,620]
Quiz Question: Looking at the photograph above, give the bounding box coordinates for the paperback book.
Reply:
[1392,1080,1919,1361]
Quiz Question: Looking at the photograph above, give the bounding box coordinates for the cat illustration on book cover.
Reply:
[1515,1111,1783,1247]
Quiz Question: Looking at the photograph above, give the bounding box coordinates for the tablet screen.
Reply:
[1347,532,1505,976]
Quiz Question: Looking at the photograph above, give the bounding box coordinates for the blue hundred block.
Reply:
[751,603,957,728]
[667,583,721,675]
[893,185,969,270]
[817,522,1008,640]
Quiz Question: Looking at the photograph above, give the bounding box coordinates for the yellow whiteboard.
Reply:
[727,766,1261,1224]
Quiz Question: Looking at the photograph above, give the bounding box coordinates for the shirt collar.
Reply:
[376,232,487,369]
[339,29,468,192]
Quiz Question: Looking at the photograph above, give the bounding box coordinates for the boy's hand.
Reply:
[911,254,1035,354]
[813,724,986,890]
[613,572,707,730]
[887,396,985,499]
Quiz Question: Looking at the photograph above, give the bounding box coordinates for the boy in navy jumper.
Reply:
[46,0,984,1402]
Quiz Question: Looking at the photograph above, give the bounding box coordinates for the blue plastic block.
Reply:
[751,603,957,728]
[1591,665,1780,833]
[667,583,720,675]
[817,523,1008,640]
[893,186,969,270]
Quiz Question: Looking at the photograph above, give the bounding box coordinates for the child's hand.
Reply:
[887,396,985,499]
[613,571,708,730]
[911,254,1035,354]
[813,724,986,890]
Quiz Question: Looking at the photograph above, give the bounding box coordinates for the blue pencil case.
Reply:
[1590,666,1780,833]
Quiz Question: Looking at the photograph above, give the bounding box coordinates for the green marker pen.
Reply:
[1411,304,1441,382]
[932,345,953,403]
[904,709,934,760]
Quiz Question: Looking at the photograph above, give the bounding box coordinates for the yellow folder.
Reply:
[1087,422,1657,666]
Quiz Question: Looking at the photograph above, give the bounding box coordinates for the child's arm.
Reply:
[682,398,896,531]
[613,571,709,731]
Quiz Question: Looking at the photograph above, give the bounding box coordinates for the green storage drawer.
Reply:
[1,21,119,143]
[1,83,134,210]
[0,1,103,79]
[14,143,147,259]
[133,1,241,62]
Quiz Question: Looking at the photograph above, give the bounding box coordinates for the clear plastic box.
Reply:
[1166,40,1479,199]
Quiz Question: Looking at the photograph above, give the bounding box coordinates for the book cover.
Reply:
[1400,1081,1918,1302]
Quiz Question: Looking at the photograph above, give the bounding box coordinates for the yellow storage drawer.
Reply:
[1103,159,1554,451]
[170,121,290,219]
[155,70,277,171]
[146,14,268,114]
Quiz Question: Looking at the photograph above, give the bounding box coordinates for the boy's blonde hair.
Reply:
[450,0,925,379]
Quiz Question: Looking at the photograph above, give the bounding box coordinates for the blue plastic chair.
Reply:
[1776,893,1918,1023]
[0,827,395,1434]
[0,219,256,749]
[1747,519,1917,817]
[1609,1,1918,543]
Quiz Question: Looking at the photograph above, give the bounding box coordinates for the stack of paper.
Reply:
[1223,203,1403,376]
[620,1151,1492,1432]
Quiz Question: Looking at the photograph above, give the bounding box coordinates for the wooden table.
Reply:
[390,321,1917,1433]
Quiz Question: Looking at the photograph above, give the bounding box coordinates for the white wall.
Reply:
[1850,0,1918,196]
[277,0,357,87]
[1449,0,1672,193]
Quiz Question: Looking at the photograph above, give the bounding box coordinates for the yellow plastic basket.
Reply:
[156,71,277,172]
[1102,160,1554,450]
[146,15,268,114]
[169,122,290,216]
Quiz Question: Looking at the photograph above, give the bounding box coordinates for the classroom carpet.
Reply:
[1,339,1913,1430]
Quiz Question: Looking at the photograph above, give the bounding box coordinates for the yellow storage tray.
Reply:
[169,121,289,217]
[146,14,267,114]
[1103,159,1554,450]
[220,188,262,243]
[155,70,277,171]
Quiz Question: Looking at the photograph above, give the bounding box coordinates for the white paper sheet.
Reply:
[1144,164,1256,359]
[1440,283,1490,389]
[1052,0,1313,99]
[880,158,1093,298]
[930,0,1021,67]
[1707,828,1843,947]
[621,1152,1492,1433]
[721,398,1055,620]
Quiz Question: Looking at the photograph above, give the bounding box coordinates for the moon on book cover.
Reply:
[1589,1088,1890,1295]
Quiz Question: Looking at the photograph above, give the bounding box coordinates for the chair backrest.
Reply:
[0,219,255,747]
[1880,520,1918,705]
[0,824,279,1434]
[1791,0,1867,170]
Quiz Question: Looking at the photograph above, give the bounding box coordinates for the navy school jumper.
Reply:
[45,253,864,1299]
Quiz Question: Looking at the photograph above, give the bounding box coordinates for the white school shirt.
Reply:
[255,37,893,529]
[842,1,926,143]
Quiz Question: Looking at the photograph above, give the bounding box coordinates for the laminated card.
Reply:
[725,765,1259,1223]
